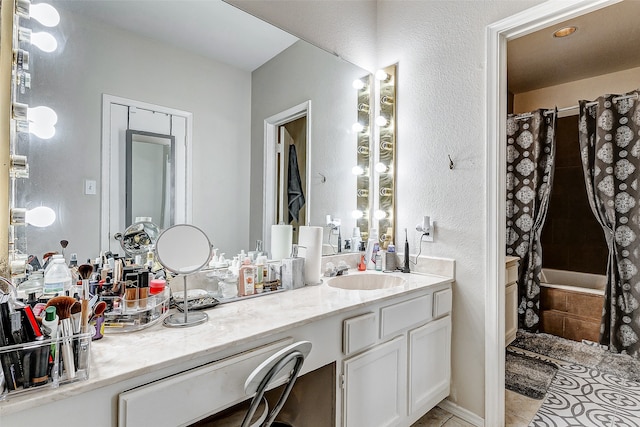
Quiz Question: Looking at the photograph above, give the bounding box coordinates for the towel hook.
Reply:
[318,173,326,183]
[448,155,454,170]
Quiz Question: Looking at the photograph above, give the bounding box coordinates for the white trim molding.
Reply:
[262,100,312,254]
[484,1,621,425]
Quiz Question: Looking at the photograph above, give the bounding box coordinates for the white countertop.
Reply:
[1,269,453,415]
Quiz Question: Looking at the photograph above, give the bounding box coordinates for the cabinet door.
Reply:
[408,316,451,415]
[343,336,406,427]
[505,282,518,346]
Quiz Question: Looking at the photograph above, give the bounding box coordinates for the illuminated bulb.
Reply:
[11,206,56,227]
[374,210,388,220]
[31,31,57,52]
[352,79,365,90]
[29,105,57,139]
[375,70,389,81]
[31,3,61,27]
[375,116,388,127]
[351,165,365,176]
[352,122,365,133]
[375,162,388,173]
[351,210,364,219]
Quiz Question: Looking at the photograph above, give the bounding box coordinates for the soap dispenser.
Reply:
[281,245,305,290]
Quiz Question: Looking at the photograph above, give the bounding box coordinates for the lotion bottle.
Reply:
[238,258,256,297]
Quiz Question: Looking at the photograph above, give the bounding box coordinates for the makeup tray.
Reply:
[100,288,170,333]
[0,332,91,400]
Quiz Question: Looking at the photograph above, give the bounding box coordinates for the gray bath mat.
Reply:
[512,330,640,382]
[505,350,558,399]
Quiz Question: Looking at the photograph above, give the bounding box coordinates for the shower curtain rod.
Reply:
[513,93,639,120]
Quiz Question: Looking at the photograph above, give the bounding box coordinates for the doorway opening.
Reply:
[485,1,621,425]
[263,101,312,254]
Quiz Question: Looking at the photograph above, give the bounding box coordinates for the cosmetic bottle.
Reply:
[358,241,367,271]
[238,258,256,297]
[41,306,59,340]
[365,228,379,270]
[351,227,362,253]
[43,256,73,295]
[255,256,267,293]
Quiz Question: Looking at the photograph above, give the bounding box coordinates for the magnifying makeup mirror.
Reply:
[155,224,213,327]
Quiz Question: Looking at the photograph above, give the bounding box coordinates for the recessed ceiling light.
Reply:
[553,26,577,38]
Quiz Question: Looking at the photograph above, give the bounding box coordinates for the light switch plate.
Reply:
[84,179,96,195]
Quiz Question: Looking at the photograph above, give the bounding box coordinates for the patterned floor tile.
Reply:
[530,363,640,427]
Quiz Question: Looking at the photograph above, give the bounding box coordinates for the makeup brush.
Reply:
[45,296,76,379]
[78,264,93,335]
[70,301,82,334]
[60,240,68,258]
[90,300,107,322]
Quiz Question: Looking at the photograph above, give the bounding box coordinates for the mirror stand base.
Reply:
[164,311,208,328]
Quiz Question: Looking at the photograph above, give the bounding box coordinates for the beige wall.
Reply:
[514,66,640,113]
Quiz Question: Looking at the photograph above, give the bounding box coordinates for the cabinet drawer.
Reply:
[433,288,452,318]
[381,295,432,339]
[343,312,377,356]
[118,338,293,427]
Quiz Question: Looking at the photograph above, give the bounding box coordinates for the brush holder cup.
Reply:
[0,332,91,400]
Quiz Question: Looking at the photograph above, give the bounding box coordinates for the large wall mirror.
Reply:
[4,0,374,267]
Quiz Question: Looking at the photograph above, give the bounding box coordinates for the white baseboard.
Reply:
[438,399,485,427]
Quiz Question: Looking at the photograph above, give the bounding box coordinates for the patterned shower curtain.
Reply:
[578,89,640,356]
[506,109,556,332]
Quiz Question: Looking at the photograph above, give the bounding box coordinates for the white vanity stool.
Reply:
[205,341,312,427]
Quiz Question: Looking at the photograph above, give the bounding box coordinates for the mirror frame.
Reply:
[0,0,13,277]
[125,129,176,228]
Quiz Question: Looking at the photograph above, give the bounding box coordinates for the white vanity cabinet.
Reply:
[0,270,454,427]
[505,257,519,346]
[341,286,452,427]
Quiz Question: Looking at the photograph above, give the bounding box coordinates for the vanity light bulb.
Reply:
[30,124,55,139]
[351,165,364,176]
[30,3,61,27]
[28,105,57,139]
[352,79,365,90]
[351,210,364,219]
[11,206,56,227]
[374,210,388,220]
[352,122,365,133]
[375,162,388,173]
[375,70,389,81]
[27,206,56,227]
[30,31,58,52]
[375,116,388,127]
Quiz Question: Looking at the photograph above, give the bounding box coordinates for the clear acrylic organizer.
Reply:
[101,288,170,333]
[0,332,91,400]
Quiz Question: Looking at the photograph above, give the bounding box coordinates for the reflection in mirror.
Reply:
[126,130,175,230]
[9,0,372,265]
[375,65,397,250]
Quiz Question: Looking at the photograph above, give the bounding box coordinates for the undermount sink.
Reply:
[327,273,406,290]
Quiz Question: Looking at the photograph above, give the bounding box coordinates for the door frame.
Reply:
[101,94,193,251]
[263,100,312,253]
[484,0,620,425]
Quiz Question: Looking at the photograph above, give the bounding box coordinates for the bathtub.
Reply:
[539,268,606,342]
[540,268,607,296]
